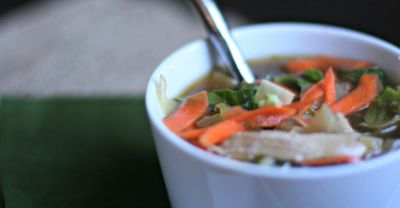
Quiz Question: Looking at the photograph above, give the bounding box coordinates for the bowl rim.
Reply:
[146,22,400,179]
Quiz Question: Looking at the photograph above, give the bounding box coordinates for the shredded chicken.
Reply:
[221,131,381,162]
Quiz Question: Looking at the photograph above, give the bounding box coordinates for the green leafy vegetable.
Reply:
[303,69,323,82]
[338,67,387,86]
[364,87,400,125]
[272,75,313,94]
[270,69,323,94]
[208,83,259,110]
[208,92,222,106]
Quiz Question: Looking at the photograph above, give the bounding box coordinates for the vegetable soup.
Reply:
[161,55,400,167]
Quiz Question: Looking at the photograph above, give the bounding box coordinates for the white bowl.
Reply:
[146,23,400,208]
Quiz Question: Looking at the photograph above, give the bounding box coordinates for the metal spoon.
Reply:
[190,0,256,83]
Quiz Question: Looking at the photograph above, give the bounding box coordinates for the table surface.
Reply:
[0,96,170,208]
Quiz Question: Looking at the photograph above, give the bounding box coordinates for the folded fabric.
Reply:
[0,97,170,208]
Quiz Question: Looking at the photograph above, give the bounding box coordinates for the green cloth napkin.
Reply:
[0,97,170,208]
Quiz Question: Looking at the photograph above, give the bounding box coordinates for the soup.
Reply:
[161,55,400,167]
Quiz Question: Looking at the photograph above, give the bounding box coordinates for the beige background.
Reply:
[0,0,247,96]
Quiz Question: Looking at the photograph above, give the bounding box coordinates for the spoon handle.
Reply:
[190,0,255,83]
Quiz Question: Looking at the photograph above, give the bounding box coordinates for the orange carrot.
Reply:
[248,114,294,128]
[230,106,297,124]
[163,91,208,133]
[243,108,297,128]
[190,140,206,150]
[178,128,207,140]
[286,56,374,74]
[290,68,336,114]
[301,155,360,166]
[286,101,303,109]
[332,74,380,115]
[199,120,246,147]
[323,67,336,105]
[289,81,324,114]
[301,81,324,103]
[179,107,246,140]
[198,107,296,147]
[287,99,317,115]
[180,106,295,142]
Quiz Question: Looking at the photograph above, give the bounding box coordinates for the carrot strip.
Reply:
[247,113,295,128]
[286,56,374,74]
[178,128,207,140]
[163,91,208,133]
[323,67,336,105]
[243,108,297,128]
[179,106,246,140]
[301,81,324,103]
[289,68,336,114]
[301,155,360,166]
[332,74,380,115]
[199,120,246,147]
[289,67,336,114]
[287,99,316,115]
[230,106,297,123]
[182,106,295,143]
[190,140,206,150]
[288,81,324,114]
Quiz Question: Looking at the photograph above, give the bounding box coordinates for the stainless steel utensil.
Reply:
[190,0,256,83]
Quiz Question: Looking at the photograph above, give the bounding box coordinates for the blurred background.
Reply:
[0,0,398,95]
[0,0,398,207]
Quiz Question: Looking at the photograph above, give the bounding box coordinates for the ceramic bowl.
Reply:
[146,23,400,208]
